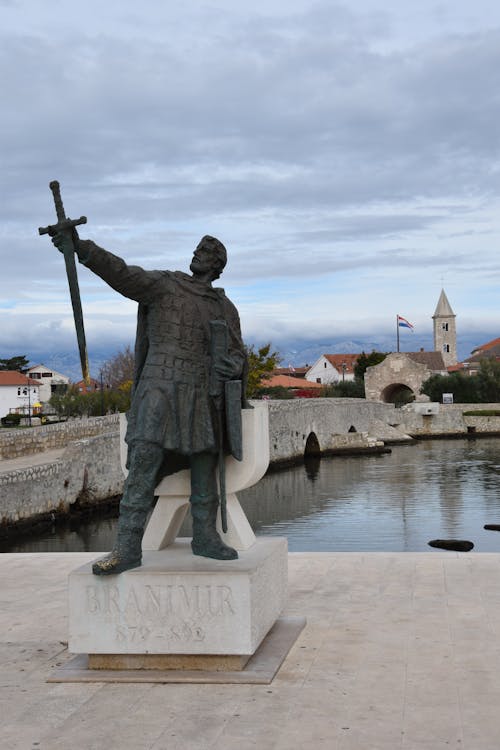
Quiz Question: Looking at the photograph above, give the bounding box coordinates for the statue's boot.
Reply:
[191,495,238,560]
[92,441,165,576]
[92,522,143,575]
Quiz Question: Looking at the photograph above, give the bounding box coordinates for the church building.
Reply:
[364,288,458,403]
[432,289,457,368]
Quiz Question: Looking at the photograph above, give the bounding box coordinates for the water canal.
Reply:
[3,437,500,553]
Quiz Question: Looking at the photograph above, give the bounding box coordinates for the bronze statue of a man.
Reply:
[51,231,247,575]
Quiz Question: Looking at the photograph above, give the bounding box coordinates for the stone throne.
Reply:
[65,401,298,681]
[122,404,268,554]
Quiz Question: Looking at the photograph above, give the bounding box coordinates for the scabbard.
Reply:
[217,409,228,534]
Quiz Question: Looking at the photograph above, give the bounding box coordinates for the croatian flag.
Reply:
[398,315,414,330]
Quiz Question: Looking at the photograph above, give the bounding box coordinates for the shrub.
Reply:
[1,413,22,427]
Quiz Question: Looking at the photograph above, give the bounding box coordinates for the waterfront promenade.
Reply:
[2,550,500,749]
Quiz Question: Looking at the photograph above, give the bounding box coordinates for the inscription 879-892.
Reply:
[85,583,236,646]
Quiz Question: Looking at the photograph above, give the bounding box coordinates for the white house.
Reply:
[0,371,41,418]
[26,364,70,403]
[305,354,359,385]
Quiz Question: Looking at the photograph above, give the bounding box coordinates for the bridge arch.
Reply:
[304,431,321,457]
[380,382,415,406]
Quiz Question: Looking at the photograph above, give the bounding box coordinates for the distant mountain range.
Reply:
[20,348,120,382]
[12,329,494,382]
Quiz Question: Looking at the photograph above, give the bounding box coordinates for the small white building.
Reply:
[0,371,41,418]
[26,364,70,403]
[306,354,359,385]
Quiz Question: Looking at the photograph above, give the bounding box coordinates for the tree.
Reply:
[49,382,132,417]
[0,355,30,372]
[476,358,500,402]
[354,351,387,380]
[420,365,500,403]
[245,343,281,398]
[421,372,471,402]
[100,344,135,389]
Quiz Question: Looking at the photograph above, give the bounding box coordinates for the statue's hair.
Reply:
[198,235,227,264]
[197,235,227,279]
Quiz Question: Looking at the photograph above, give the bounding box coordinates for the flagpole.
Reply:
[396,315,400,353]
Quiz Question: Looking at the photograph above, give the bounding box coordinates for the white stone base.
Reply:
[68,537,288,657]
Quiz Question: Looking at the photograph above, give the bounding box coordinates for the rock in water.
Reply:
[428,539,474,552]
[484,524,500,531]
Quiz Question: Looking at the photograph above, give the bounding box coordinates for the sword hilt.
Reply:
[38,179,87,235]
[50,180,66,222]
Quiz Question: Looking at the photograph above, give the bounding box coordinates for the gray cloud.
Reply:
[2,1,500,359]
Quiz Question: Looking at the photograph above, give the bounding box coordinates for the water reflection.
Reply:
[304,454,321,481]
[3,438,500,553]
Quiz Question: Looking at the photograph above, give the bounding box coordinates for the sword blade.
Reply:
[61,236,90,385]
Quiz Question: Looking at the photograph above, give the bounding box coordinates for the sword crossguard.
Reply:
[38,216,87,236]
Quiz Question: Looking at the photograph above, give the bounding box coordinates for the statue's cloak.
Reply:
[79,240,247,478]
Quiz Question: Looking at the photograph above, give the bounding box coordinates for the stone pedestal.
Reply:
[69,537,288,661]
[65,403,296,678]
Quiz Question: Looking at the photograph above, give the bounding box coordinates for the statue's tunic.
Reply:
[78,241,246,458]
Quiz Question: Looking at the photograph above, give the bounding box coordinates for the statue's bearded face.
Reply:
[190,243,224,280]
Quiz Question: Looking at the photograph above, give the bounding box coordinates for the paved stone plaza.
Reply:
[2,551,500,749]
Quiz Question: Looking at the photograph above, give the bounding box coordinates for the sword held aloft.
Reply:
[38,180,90,385]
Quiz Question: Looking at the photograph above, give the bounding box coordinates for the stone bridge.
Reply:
[267,398,403,463]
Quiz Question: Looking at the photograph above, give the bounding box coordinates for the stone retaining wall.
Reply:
[3,400,500,529]
[395,403,500,437]
[0,432,123,526]
[0,414,119,459]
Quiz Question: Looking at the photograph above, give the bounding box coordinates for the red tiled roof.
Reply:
[264,374,323,389]
[0,371,40,386]
[470,338,500,358]
[323,354,359,373]
[273,367,309,377]
[473,337,500,352]
[74,378,100,391]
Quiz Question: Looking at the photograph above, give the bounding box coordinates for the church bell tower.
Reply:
[433,288,457,368]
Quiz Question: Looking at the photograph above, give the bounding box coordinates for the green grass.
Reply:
[463,410,500,417]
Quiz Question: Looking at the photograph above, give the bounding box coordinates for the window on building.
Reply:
[443,344,450,353]
[442,323,449,331]
[316,378,321,384]
[41,372,53,378]
[324,362,327,368]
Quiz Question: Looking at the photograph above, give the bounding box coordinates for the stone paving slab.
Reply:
[2,551,500,749]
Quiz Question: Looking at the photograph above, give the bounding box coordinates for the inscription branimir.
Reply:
[85,583,235,622]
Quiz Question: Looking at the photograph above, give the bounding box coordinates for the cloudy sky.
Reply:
[2,0,500,372]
